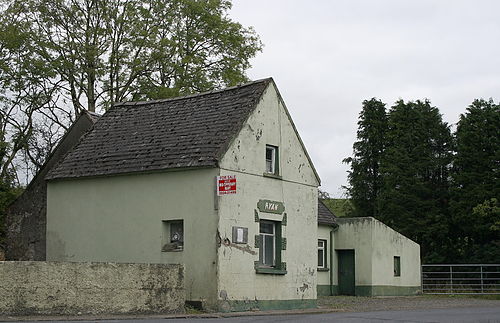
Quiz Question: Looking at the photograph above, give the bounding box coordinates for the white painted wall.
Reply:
[371,218,421,287]
[334,218,374,286]
[334,217,421,290]
[217,82,319,303]
[317,225,336,287]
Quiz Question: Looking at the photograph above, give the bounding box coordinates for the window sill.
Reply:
[317,267,329,272]
[162,243,183,252]
[263,173,282,180]
[255,266,287,275]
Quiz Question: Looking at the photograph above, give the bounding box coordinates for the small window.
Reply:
[265,145,279,174]
[162,220,184,252]
[318,239,327,269]
[394,256,401,276]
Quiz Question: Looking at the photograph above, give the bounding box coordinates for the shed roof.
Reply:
[318,199,337,226]
[46,78,272,180]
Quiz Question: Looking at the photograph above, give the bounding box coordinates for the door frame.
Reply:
[337,249,356,296]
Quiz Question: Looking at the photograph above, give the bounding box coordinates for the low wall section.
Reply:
[0,261,184,315]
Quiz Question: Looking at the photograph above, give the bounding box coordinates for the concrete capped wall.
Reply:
[371,218,421,288]
[46,168,218,307]
[334,218,374,286]
[217,83,319,310]
[0,261,184,315]
[334,217,421,296]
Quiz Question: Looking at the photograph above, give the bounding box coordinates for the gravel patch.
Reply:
[318,295,500,312]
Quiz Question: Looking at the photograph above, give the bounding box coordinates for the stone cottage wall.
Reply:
[0,261,184,315]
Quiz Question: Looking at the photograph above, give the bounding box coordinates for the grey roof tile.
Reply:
[46,78,272,180]
[318,199,337,226]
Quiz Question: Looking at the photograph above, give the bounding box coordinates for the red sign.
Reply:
[217,175,237,195]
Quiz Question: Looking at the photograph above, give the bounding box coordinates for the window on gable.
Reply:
[162,220,184,252]
[394,256,401,277]
[259,220,276,266]
[255,219,287,275]
[265,145,279,175]
[318,239,327,269]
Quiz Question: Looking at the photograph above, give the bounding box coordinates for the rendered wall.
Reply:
[5,113,96,261]
[334,217,421,296]
[0,261,184,315]
[334,218,373,287]
[46,168,218,307]
[217,83,320,311]
[317,225,337,296]
[370,218,421,294]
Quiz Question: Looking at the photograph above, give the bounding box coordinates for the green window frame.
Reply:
[255,219,287,275]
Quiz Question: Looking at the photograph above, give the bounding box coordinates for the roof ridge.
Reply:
[113,77,273,107]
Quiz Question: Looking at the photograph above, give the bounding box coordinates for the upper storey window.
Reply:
[265,145,279,175]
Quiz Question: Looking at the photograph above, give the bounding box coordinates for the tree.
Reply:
[0,0,262,179]
[343,98,387,217]
[450,99,500,262]
[378,100,453,263]
[0,6,67,181]
[0,0,262,240]
[6,0,262,113]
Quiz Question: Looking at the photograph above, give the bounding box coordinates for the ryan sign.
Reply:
[217,175,236,195]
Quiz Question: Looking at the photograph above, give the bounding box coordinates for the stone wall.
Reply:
[0,261,184,315]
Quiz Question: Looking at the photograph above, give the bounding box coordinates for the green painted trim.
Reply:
[254,261,287,275]
[355,285,421,296]
[317,285,338,296]
[317,267,329,272]
[218,299,317,312]
[254,209,259,222]
[257,199,285,214]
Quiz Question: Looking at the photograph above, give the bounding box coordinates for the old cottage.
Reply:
[6,77,421,312]
[44,78,320,311]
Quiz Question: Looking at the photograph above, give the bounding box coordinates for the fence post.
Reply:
[481,265,484,294]
[450,265,453,293]
[421,265,424,293]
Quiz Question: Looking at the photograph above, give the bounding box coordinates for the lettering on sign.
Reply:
[217,175,237,196]
[257,199,285,214]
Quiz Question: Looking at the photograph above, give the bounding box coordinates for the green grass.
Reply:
[321,198,354,217]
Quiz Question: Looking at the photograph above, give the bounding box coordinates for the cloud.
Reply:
[230,0,500,196]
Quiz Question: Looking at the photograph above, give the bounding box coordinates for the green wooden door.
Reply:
[338,249,355,295]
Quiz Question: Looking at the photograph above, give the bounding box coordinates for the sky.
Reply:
[229,0,500,197]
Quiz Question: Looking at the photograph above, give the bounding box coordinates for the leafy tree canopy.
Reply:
[0,0,262,182]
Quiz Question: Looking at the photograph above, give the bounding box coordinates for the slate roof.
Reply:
[318,199,337,226]
[46,78,272,180]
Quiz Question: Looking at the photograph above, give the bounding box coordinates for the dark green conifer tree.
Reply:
[378,100,453,263]
[344,98,387,217]
[451,99,500,263]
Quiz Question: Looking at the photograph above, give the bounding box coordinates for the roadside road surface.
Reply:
[3,306,500,323]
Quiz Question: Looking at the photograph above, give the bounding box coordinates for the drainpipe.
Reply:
[330,223,339,296]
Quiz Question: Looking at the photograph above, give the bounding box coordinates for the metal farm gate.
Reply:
[422,264,500,294]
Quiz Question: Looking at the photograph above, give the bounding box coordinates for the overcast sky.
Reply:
[229,0,500,197]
